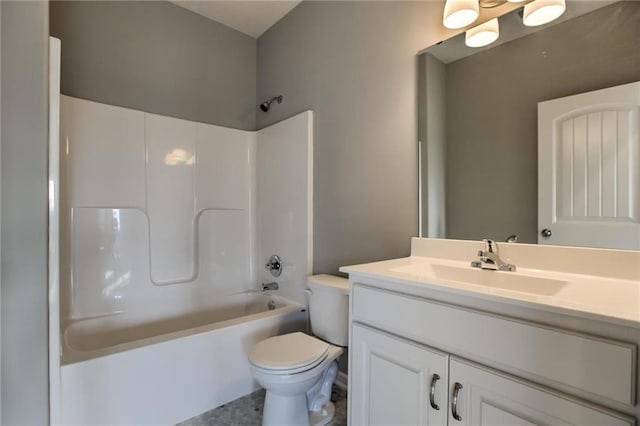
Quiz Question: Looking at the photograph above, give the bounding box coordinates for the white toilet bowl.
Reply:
[249,275,349,426]
[249,332,343,426]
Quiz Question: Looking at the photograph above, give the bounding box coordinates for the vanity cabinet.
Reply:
[348,282,637,426]
[449,358,633,426]
[350,324,448,426]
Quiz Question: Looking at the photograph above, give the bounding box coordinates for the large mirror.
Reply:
[418,0,640,249]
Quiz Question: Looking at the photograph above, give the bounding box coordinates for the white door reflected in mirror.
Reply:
[538,81,640,250]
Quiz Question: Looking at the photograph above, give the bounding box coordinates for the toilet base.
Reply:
[261,395,336,426]
[309,401,335,426]
[262,392,309,426]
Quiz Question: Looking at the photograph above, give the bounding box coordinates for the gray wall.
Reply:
[257,1,450,273]
[445,1,640,243]
[424,53,446,239]
[50,1,257,130]
[1,1,50,424]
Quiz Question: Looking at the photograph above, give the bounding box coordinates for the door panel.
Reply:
[538,81,640,249]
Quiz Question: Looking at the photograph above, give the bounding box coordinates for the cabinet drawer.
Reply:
[352,283,637,406]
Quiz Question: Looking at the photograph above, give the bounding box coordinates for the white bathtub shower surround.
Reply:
[48,37,62,425]
[60,96,313,332]
[61,294,306,425]
[257,112,313,305]
[145,113,199,284]
[56,96,315,423]
[60,96,255,324]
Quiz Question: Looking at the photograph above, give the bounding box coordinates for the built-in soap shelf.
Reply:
[70,207,250,320]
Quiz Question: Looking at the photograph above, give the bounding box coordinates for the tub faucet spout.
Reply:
[262,282,279,291]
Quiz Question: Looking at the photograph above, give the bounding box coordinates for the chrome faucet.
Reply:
[261,282,279,291]
[505,234,519,243]
[471,239,516,272]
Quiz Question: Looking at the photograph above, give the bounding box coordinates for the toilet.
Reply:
[249,274,349,426]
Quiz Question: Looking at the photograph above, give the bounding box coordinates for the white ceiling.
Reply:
[170,0,302,38]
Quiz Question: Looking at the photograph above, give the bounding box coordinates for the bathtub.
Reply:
[59,293,307,425]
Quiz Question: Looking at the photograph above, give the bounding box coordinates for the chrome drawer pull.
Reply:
[452,382,463,421]
[429,374,440,410]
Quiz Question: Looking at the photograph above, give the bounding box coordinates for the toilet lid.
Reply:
[249,332,329,371]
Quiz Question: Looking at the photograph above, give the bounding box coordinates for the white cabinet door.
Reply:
[448,358,635,426]
[350,324,448,426]
[538,81,640,249]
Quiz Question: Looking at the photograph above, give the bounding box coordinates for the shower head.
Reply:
[260,95,283,112]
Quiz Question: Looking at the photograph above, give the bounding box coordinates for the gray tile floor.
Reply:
[179,385,347,426]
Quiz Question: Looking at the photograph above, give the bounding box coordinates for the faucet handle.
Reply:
[483,239,497,253]
[475,238,516,272]
[265,254,283,277]
[505,234,519,243]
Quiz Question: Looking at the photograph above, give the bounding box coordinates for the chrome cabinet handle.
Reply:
[452,382,463,421]
[541,228,552,238]
[429,374,440,410]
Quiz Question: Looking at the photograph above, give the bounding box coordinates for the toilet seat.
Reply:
[249,332,329,374]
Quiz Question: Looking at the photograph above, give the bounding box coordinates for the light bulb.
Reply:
[443,0,480,29]
[465,18,499,47]
[523,0,566,27]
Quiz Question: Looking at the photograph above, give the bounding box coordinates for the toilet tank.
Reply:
[307,274,349,347]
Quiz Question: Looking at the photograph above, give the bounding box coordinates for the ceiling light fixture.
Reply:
[442,0,567,48]
[443,0,480,29]
[465,18,500,47]
[523,0,566,26]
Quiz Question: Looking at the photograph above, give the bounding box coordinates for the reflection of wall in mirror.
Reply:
[420,53,447,239]
[425,1,640,244]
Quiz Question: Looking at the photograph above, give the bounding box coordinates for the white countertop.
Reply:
[340,254,640,329]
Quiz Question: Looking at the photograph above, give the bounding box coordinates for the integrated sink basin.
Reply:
[341,238,640,329]
[391,263,568,296]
